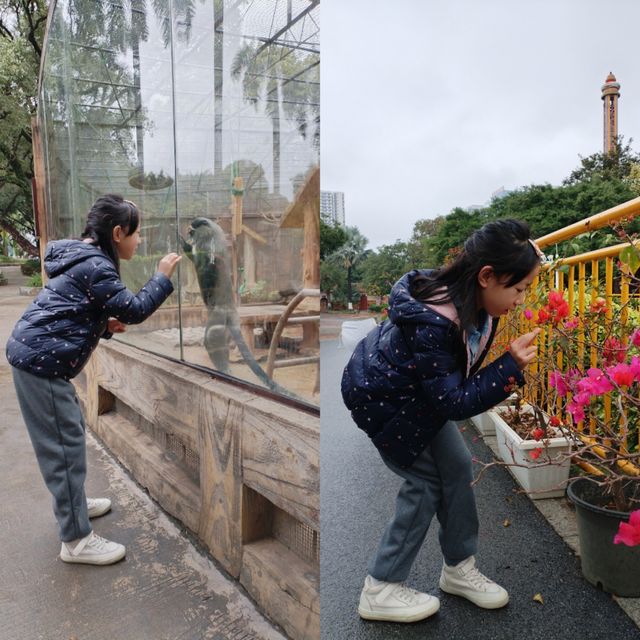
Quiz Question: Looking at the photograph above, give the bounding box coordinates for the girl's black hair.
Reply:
[410,218,541,331]
[81,194,139,274]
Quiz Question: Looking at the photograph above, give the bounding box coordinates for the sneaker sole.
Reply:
[358,599,440,622]
[439,579,509,609]
[60,548,126,566]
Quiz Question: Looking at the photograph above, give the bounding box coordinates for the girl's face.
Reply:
[477,263,540,317]
[113,222,142,260]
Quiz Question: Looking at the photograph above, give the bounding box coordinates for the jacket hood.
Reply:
[388,269,460,329]
[44,239,108,278]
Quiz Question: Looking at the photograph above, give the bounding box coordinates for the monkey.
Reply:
[181,217,300,399]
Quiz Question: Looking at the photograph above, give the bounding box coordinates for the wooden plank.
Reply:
[197,392,243,577]
[242,399,319,529]
[94,346,215,452]
[97,412,200,533]
[241,538,319,640]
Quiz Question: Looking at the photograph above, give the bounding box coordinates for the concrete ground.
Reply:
[320,320,640,640]
[0,266,286,640]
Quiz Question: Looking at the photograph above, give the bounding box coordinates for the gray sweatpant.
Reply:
[12,367,91,542]
[368,420,479,582]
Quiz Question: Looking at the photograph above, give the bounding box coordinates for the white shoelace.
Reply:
[85,532,109,551]
[461,566,494,590]
[391,584,422,605]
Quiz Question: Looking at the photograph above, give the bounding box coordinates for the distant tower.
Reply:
[601,72,621,154]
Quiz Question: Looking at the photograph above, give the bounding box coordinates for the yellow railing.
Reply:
[490,200,640,458]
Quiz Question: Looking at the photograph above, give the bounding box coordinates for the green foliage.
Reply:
[320,219,347,260]
[0,0,47,256]
[0,269,7,285]
[360,241,410,296]
[27,272,42,287]
[20,258,40,276]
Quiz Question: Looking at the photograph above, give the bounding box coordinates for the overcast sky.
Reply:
[321,0,640,250]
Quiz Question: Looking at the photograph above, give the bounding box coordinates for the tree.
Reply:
[326,226,369,303]
[231,34,319,195]
[320,219,347,260]
[0,0,47,255]
[563,136,640,186]
[360,241,410,296]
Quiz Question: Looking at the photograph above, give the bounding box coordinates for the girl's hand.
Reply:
[158,252,182,278]
[509,328,541,369]
[108,318,126,333]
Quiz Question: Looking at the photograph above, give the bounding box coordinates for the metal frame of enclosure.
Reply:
[33,2,320,638]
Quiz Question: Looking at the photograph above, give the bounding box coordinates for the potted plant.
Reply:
[519,229,640,595]
[488,393,572,498]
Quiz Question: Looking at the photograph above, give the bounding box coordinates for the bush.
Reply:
[27,273,42,288]
[0,271,7,286]
[20,259,40,276]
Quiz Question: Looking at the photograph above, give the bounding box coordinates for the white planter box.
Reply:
[470,395,519,436]
[470,412,496,436]
[490,404,572,499]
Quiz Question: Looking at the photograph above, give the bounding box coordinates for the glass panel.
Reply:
[38,0,319,407]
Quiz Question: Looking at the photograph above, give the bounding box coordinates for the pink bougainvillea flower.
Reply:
[549,370,569,396]
[524,308,533,320]
[577,368,614,396]
[567,400,585,424]
[607,363,635,388]
[631,329,640,348]
[563,317,579,330]
[603,337,626,366]
[614,510,640,547]
[529,448,543,460]
[631,356,640,383]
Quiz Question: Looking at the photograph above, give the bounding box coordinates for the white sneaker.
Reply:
[439,556,509,609]
[60,531,126,565]
[358,575,440,622]
[87,497,111,518]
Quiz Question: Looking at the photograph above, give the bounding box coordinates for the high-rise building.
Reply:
[602,72,621,155]
[320,190,345,226]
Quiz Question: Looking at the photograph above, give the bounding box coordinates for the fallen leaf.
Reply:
[533,593,544,605]
[503,519,511,527]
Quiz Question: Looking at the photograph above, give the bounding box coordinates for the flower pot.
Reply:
[470,395,519,436]
[567,477,640,597]
[470,412,496,436]
[490,404,572,499]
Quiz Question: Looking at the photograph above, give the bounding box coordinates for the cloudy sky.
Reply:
[321,0,640,250]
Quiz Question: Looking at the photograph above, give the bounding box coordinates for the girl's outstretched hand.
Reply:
[509,328,541,370]
[107,318,126,333]
[158,252,182,278]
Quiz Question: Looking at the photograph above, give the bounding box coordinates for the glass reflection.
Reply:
[38,0,320,406]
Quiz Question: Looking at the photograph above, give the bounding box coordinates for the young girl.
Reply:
[6,194,181,566]
[341,219,543,622]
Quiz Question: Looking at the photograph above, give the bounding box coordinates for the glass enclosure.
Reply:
[38,0,320,406]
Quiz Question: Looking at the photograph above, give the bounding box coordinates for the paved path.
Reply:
[320,338,640,640]
[0,267,285,640]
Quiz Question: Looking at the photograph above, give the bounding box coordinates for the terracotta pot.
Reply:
[567,477,640,597]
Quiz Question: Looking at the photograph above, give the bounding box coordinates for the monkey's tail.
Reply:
[227,322,305,402]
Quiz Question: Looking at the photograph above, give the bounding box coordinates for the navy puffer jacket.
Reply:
[6,239,173,380]
[341,269,525,468]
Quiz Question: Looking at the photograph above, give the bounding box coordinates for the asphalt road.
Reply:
[320,338,640,640]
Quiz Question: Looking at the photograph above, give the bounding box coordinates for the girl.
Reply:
[6,194,181,566]
[341,219,543,622]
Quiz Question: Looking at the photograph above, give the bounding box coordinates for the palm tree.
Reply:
[230,36,319,195]
[329,227,369,304]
